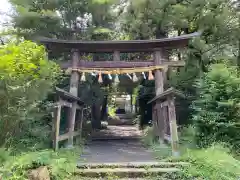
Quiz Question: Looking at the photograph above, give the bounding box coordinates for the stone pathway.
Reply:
[91,125,142,140]
[77,125,183,179]
[79,125,156,164]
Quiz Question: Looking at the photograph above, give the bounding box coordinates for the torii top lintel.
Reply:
[35,32,200,53]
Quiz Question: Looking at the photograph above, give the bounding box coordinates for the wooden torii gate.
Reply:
[37,32,200,154]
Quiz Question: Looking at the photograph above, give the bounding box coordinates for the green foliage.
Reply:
[142,127,172,160]
[108,106,117,117]
[179,125,197,149]
[122,0,239,127]
[3,2,239,179]
[178,144,240,179]
[143,127,240,179]
[0,41,61,148]
[141,126,155,147]
[0,148,10,166]
[0,147,81,180]
[121,0,239,46]
[192,63,240,150]
[9,0,118,39]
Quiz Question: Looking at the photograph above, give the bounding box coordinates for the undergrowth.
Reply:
[142,126,172,160]
[177,144,240,179]
[0,147,82,180]
[108,106,117,117]
[142,126,240,179]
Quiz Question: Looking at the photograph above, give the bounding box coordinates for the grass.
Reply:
[141,126,172,160]
[176,144,240,179]
[2,124,239,180]
[142,126,240,180]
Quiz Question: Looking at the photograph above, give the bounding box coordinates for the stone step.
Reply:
[90,136,141,141]
[75,167,179,178]
[80,178,149,180]
[77,162,189,169]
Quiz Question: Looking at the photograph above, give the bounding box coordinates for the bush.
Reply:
[179,125,197,149]
[142,127,172,160]
[0,41,61,148]
[142,127,240,179]
[142,126,155,146]
[154,144,240,180]
[0,147,81,180]
[108,106,117,117]
[192,63,240,151]
[178,144,240,179]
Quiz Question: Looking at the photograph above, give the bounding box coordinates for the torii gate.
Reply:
[36,32,200,155]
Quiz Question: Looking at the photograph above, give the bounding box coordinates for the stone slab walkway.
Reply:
[79,125,156,164]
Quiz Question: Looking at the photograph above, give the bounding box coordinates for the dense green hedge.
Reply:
[192,63,240,151]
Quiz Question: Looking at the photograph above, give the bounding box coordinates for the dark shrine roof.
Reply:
[34,32,200,53]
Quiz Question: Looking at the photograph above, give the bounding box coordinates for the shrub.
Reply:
[142,126,155,146]
[0,41,61,148]
[178,144,240,179]
[192,63,240,150]
[142,128,240,179]
[0,147,81,180]
[153,144,240,180]
[108,106,117,117]
[142,127,172,160]
[179,125,197,149]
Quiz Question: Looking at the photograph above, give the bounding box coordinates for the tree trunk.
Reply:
[130,94,133,113]
[100,95,108,121]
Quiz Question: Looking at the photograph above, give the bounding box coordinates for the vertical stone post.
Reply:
[69,49,80,96]
[113,51,120,61]
[67,49,80,148]
[153,49,165,144]
[53,101,62,150]
[167,96,179,157]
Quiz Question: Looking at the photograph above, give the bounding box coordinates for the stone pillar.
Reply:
[67,49,80,148]
[113,51,120,61]
[69,49,80,96]
[53,102,61,150]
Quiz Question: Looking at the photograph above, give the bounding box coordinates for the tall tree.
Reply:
[9,0,118,39]
[9,0,120,129]
[120,0,239,123]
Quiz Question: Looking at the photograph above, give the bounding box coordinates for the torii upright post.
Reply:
[67,49,80,148]
[153,49,165,144]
